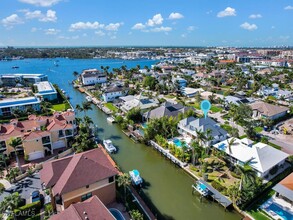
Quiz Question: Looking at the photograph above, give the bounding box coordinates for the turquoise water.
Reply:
[267,203,293,220]
[0,58,241,220]
[173,138,182,147]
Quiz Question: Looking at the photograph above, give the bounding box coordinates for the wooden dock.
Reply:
[129,186,157,220]
[78,87,85,93]
[149,140,187,167]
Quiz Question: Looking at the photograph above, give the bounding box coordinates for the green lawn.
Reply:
[104,103,118,112]
[268,142,282,150]
[210,106,223,113]
[254,127,263,133]
[165,94,176,99]
[221,124,232,133]
[52,103,70,111]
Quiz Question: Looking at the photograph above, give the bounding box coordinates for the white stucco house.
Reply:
[81,69,107,86]
[213,138,289,179]
[102,85,128,102]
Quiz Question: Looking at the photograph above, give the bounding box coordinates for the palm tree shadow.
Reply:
[141,180,151,190]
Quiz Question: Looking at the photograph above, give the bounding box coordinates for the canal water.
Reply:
[0,58,241,220]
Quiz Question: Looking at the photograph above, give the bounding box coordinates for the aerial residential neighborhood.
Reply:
[0,1,293,220]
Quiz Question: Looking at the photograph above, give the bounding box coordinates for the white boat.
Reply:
[107,116,116,123]
[103,139,117,153]
[129,169,143,186]
[86,96,92,102]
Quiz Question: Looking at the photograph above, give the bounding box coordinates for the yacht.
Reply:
[86,96,92,102]
[103,139,117,153]
[107,116,116,123]
[129,169,143,186]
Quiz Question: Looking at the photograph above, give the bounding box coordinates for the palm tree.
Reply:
[9,137,22,172]
[82,101,92,116]
[0,153,9,175]
[195,129,206,147]
[129,210,143,220]
[227,137,236,154]
[83,116,93,127]
[237,163,257,191]
[117,173,131,204]
[190,141,202,165]
[75,104,83,112]
[7,168,19,183]
[0,192,20,220]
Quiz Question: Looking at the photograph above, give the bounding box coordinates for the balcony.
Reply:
[65,129,73,137]
[58,130,64,138]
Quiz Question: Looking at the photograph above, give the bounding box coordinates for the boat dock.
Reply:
[129,185,157,220]
[192,179,232,209]
[149,140,187,168]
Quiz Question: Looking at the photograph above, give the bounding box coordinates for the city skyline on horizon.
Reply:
[1,0,293,47]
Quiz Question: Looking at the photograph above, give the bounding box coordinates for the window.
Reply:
[81,192,92,201]
[109,176,114,183]
[58,130,64,137]
[86,185,89,188]
[0,141,6,150]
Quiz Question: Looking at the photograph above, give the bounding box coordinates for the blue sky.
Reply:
[0,0,293,47]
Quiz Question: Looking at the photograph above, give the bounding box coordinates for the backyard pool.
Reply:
[262,200,293,220]
[109,208,125,220]
[173,138,183,147]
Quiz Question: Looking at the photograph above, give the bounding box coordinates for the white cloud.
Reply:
[25,10,42,19]
[31,27,38,32]
[1,14,24,27]
[69,21,104,31]
[18,0,62,7]
[95,30,105,36]
[110,35,117,39]
[271,26,275,29]
[132,23,145,30]
[284,5,293,10]
[105,22,123,31]
[240,22,257,31]
[23,9,57,22]
[82,33,87,37]
[249,14,262,19]
[151,26,172,32]
[181,34,186,38]
[44,28,60,35]
[147,14,163,26]
[187,26,195,31]
[72,35,79,40]
[280,35,290,40]
[39,10,57,22]
[217,7,236,17]
[168,12,184,20]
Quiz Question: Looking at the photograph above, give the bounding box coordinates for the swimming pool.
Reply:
[109,208,125,220]
[173,138,182,147]
[267,203,293,220]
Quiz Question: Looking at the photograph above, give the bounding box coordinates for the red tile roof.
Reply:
[40,148,118,196]
[49,196,115,220]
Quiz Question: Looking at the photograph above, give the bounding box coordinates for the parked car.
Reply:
[30,190,40,203]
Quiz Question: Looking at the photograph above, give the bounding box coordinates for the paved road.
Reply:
[0,173,42,204]
[261,131,293,155]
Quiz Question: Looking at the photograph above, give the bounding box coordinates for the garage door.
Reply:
[52,140,66,150]
[29,151,44,161]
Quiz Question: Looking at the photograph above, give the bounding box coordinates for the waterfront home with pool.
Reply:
[40,148,119,212]
[102,84,128,102]
[49,195,116,220]
[120,94,159,113]
[177,116,228,147]
[213,138,289,179]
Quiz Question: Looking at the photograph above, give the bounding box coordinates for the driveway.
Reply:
[0,173,42,204]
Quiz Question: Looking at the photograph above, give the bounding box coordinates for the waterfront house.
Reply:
[0,73,48,87]
[0,110,76,160]
[49,195,115,220]
[40,148,119,212]
[180,68,196,76]
[213,138,289,179]
[81,69,107,86]
[34,81,58,101]
[224,95,253,106]
[0,96,41,117]
[273,172,293,205]
[250,101,289,120]
[177,117,228,147]
[102,85,128,102]
[144,101,191,121]
[120,94,159,113]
